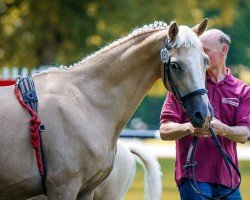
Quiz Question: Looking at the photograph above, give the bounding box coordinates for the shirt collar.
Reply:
[224,68,235,85]
[206,68,235,86]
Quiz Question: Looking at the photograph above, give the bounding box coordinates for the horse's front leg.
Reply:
[76,191,94,200]
[46,177,82,200]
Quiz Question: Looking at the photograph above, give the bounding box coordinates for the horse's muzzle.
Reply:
[183,96,213,128]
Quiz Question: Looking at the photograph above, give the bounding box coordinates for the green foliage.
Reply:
[0,0,248,128]
[0,0,97,66]
[127,96,166,129]
[0,0,248,68]
[225,0,250,66]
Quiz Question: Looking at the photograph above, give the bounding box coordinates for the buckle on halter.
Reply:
[39,124,45,132]
[183,162,197,169]
[15,76,22,86]
[160,48,169,64]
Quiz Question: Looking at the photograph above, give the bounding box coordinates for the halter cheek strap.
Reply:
[160,37,208,105]
[160,38,177,96]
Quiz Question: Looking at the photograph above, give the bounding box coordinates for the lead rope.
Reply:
[184,127,241,200]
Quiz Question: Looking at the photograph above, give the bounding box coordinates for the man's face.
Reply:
[201,38,222,70]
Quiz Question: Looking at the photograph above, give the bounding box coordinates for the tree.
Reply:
[0,0,98,66]
[0,0,248,129]
[225,0,249,66]
[1,0,248,69]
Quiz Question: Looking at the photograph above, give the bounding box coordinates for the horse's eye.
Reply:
[171,62,179,70]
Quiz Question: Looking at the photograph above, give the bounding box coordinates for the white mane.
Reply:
[171,25,202,49]
[130,21,168,36]
[75,21,168,67]
[71,23,201,70]
[34,21,201,75]
[34,21,169,75]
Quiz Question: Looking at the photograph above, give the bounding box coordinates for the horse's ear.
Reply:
[168,21,179,41]
[192,18,208,36]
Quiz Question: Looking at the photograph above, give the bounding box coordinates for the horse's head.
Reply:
[161,19,213,128]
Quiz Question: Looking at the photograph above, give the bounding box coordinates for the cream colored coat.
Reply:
[0,19,211,200]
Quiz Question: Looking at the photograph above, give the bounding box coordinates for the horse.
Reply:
[0,19,212,199]
[28,140,162,200]
[94,140,162,200]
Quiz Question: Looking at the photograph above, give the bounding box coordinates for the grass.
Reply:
[125,158,250,200]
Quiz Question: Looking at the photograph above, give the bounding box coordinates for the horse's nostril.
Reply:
[194,111,204,121]
[192,111,205,127]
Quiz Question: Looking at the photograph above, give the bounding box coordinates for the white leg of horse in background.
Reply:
[93,140,162,200]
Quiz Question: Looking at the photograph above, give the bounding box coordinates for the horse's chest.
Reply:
[95,148,115,178]
[81,149,115,191]
[96,153,115,181]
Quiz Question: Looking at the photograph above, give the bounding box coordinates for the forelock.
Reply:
[172,25,202,49]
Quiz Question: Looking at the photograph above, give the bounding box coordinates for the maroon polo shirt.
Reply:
[160,68,250,187]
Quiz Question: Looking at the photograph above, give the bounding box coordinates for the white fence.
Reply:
[0,66,48,80]
[120,129,160,139]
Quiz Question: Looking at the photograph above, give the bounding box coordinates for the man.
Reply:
[160,29,250,200]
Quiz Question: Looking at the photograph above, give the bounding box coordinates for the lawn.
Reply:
[125,158,250,200]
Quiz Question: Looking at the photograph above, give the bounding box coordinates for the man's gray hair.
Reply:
[200,29,231,50]
[219,33,231,47]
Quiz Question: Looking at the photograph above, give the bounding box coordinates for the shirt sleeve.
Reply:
[160,92,183,123]
[235,84,250,128]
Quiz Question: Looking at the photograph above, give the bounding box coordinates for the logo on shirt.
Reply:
[222,97,239,107]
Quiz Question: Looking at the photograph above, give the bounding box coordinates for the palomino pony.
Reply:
[29,140,162,200]
[94,140,162,200]
[0,19,212,199]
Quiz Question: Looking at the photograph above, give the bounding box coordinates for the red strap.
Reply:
[14,86,44,175]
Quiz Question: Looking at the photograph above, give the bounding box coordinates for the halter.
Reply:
[160,38,241,199]
[160,37,207,105]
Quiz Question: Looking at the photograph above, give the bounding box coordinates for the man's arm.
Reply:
[160,118,249,143]
[159,121,194,140]
[211,118,249,144]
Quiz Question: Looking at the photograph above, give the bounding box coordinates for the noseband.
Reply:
[160,38,241,199]
[160,37,208,105]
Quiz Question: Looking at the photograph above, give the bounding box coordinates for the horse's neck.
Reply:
[71,30,166,141]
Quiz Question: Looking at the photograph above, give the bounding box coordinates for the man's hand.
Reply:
[192,126,211,137]
[210,117,249,143]
[191,118,226,137]
[210,117,226,136]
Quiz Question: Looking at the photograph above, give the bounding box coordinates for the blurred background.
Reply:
[0,0,249,129]
[0,0,249,199]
